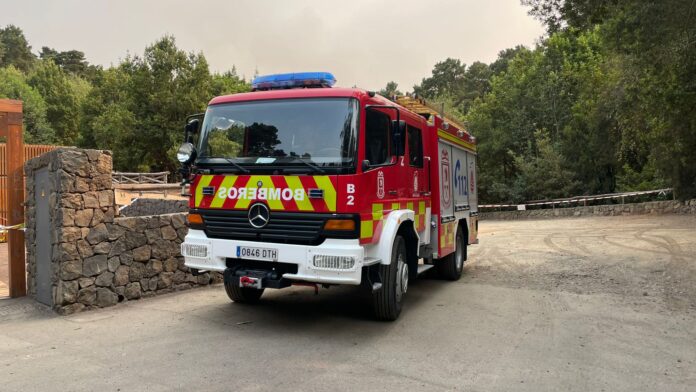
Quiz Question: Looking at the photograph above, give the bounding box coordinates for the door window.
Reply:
[407,125,423,167]
[364,109,393,165]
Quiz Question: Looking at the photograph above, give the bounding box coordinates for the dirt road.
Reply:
[1,215,694,391]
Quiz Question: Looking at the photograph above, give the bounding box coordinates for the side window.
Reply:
[407,125,423,167]
[365,109,392,165]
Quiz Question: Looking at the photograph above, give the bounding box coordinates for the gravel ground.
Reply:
[0,214,694,391]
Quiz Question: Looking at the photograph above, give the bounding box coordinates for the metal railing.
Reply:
[480,188,674,211]
[112,171,169,184]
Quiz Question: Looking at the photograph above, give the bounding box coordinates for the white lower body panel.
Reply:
[182,230,365,285]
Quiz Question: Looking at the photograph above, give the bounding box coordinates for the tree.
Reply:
[0,66,55,143]
[0,25,36,72]
[378,81,401,99]
[28,60,89,145]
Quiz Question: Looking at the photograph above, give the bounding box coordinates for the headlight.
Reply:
[177,142,195,163]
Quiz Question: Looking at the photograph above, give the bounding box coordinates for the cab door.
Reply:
[406,124,430,244]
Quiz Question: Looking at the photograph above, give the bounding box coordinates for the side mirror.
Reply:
[177,142,197,164]
[185,118,200,135]
[361,159,371,172]
[391,120,406,156]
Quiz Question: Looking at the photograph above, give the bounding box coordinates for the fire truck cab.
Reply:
[178,72,478,320]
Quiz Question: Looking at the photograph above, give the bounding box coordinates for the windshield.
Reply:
[196,98,358,170]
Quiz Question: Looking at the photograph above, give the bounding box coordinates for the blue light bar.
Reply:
[252,72,336,90]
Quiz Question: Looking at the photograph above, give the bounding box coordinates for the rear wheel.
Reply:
[224,270,264,303]
[372,235,409,321]
[437,228,466,280]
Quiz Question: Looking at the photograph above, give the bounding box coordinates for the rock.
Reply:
[124,282,141,300]
[86,223,109,245]
[171,214,187,229]
[58,227,82,243]
[91,174,112,191]
[185,273,197,283]
[108,238,128,258]
[96,154,112,174]
[176,227,188,241]
[140,278,150,291]
[96,288,118,307]
[145,259,163,277]
[146,216,161,229]
[94,241,112,255]
[174,283,192,291]
[77,239,94,259]
[97,190,114,208]
[107,256,120,272]
[91,208,106,226]
[57,208,75,227]
[60,259,82,280]
[82,193,100,209]
[62,194,83,209]
[119,251,134,266]
[55,242,78,262]
[77,286,97,305]
[78,277,95,289]
[148,278,158,291]
[123,231,147,250]
[133,245,151,262]
[197,273,211,285]
[74,177,90,193]
[129,262,146,281]
[163,258,178,272]
[172,270,186,284]
[73,209,94,227]
[95,271,114,287]
[158,272,173,289]
[113,265,130,286]
[106,223,126,241]
[57,280,79,305]
[83,254,108,277]
[145,228,162,244]
[161,226,178,241]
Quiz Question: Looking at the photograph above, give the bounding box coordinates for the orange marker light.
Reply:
[187,213,203,225]
[324,219,355,231]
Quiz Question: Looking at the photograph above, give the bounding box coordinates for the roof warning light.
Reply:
[251,72,336,91]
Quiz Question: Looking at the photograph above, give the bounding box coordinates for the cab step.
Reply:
[417,264,435,275]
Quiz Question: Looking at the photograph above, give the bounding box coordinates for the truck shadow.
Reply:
[200,277,454,334]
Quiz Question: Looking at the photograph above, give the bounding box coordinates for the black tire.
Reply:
[372,235,409,321]
[223,270,264,303]
[437,228,466,281]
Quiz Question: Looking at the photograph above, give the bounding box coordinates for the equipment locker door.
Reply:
[437,141,455,257]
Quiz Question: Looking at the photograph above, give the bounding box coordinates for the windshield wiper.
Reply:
[198,157,250,174]
[284,157,325,174]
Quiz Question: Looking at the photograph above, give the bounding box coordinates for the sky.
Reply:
[2,0,544,91]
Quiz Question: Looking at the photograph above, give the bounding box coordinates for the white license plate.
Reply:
[236,246,278,261]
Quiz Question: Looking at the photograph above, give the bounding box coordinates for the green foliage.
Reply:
[28,60,89,145]
[378,81,402,99]
[0,66,55,143]
[0,25,36,72]
[79,36,250,172]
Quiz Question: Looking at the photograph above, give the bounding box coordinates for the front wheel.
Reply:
[437,228,466,280]
[372,235,409,321]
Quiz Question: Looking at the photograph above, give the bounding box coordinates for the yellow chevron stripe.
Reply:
[209,176,237,208]
[285,176,314,211]
[233,176,285,210]
[314,176,336,212]
[194,175,214,207]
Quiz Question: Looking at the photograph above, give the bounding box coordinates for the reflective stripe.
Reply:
[194,175,214,207]
[209,176,237,208]
[285,176,314,211]
[314,176,336,211]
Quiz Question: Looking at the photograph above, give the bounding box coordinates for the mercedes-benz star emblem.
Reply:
[248,203,270,228]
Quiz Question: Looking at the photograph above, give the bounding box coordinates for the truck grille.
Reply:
[197,209,331,245]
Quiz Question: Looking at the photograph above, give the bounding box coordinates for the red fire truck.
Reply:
[178,72,478,320]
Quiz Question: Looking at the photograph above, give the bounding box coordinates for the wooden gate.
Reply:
[0,143,59,226]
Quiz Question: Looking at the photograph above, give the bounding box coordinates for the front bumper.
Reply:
[182,229,365,285]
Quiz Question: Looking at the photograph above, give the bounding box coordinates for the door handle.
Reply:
[388,190,398,196]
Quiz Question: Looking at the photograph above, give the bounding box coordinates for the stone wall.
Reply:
[119,198,188,217]
[25,148,220,314]
[480,199,696,220]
